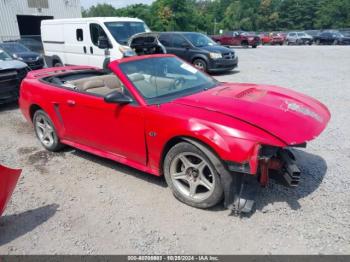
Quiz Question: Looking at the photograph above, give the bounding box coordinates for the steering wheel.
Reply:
[174,77,185,90]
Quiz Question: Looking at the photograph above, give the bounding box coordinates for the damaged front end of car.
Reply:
[222,144,306,215]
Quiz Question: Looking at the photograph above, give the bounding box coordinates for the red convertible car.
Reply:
[19,54,330,214]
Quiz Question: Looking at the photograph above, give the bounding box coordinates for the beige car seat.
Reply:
[70,75,123,96]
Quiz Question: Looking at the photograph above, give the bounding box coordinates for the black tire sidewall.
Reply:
[33,110,63,152]
[163,142,224,209]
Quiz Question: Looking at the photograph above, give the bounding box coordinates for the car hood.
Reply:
[0,59,27,70]
[0,165,22,216]
[172,83,330,145]
[15,51,40,59]
[198,45,234,54]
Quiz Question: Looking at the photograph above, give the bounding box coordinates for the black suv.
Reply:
[129,32,238,73]
[0,42,44,70]
[314,31,350,45]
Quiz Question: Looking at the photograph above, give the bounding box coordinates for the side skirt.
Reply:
[61,139,159,176]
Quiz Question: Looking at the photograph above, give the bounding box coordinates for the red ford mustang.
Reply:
[19,54,330,214]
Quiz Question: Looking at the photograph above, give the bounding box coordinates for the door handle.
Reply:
[90,46,93,54]
[67,100,76,106]
[83,46,87,54]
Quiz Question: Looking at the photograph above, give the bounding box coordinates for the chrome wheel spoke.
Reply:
[199,175,213,191]
[36,122,45,130]
[46,132,54,144]
[195,160,206,172]
[179,155,192,169]
[173,171,187,181]
[189,182,198,197]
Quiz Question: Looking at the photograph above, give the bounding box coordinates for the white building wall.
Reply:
[0,0,81,39]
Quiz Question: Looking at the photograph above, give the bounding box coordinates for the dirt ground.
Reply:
[0,46,349,254]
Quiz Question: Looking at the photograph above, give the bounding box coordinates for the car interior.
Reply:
[44,71,125,96]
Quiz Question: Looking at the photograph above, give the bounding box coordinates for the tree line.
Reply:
[82,0,350,34]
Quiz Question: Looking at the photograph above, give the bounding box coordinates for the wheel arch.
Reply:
[51,55,63,67]
[159,136,225,176]
[29,104,43,122]
[191,55,209,64]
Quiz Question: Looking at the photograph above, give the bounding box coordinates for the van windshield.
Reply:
[105,22,150,45]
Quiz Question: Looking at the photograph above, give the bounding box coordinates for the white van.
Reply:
[41,17,150,69]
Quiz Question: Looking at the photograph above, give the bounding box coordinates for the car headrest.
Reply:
[82,79,105,91]
[128,73,145,82]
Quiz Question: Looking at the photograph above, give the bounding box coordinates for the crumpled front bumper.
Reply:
[0,164,22,216]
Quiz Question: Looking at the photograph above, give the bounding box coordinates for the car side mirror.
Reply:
[98,36,109,49]
[104,91,133,105]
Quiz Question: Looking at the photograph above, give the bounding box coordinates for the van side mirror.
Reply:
[104,91,133,105]
[98,36,109,49]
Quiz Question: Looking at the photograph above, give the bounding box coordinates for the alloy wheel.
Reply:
[169,152,215,201]
[193,61,205,71]
[35,115,55,147]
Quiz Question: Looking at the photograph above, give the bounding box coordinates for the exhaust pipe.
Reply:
[279,150,301,187]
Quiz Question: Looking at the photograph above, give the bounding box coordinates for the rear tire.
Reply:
[53,60,63,67]
[163,142,224,209]
[33,110,64,152]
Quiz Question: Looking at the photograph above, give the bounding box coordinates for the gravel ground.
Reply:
[0,46,349,254]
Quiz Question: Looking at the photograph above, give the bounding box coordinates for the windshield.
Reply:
[183,33,217,47]
[333,32,344,37]
[0,43,29,54]
[105,22,150,45]
[297,33,306,37]
[0,49,12,61]
[120,57,218,104]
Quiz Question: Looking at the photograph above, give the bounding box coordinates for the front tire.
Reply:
[33,110,64,152]
[193,58,207,72]
[163,142,224,209]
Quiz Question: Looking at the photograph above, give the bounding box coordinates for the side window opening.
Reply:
[159,34,171,47]
[90,23,108,47]
[76,29,83,42]
[172,34,187,48]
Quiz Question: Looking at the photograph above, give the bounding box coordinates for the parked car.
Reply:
[0,165,22,216]
[19,54,330,214]
[41,17,150,69]
[17,37,43,53]
[259,33,284,45]
[286,32,313,45]
[211,31,260,48]
[130,32,238,73]
[0,42,44,70]
[0,48,28,104]
[314,31,350,45]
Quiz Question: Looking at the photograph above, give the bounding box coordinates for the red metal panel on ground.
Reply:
[0,165,22,216]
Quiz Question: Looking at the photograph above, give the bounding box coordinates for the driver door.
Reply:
[88,23,110,68]
[58,87,147,166]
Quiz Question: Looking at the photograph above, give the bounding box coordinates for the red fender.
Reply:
[0,164,22,216]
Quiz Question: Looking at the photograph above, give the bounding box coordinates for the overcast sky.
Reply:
[80,0,155,9]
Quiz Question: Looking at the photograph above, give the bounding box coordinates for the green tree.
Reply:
[82,3,117,17]
[315,0,350,28]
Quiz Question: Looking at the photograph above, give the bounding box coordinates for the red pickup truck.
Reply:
[211,31,261,48]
